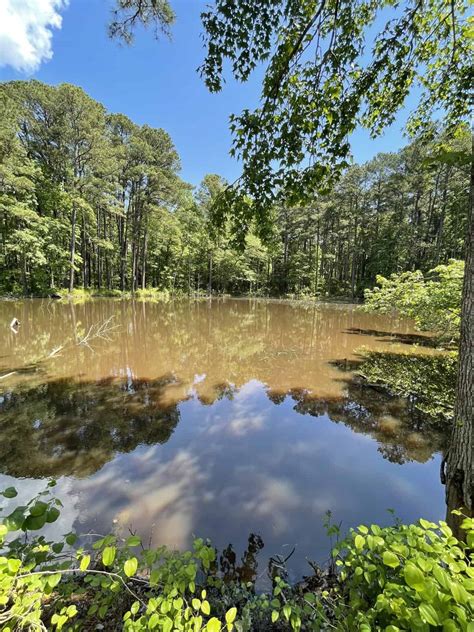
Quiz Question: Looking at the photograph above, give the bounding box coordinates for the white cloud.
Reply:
[0,0,68,73]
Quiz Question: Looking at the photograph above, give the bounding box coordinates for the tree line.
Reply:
[0,80,469,298]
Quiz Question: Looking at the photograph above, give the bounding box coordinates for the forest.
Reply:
[1,81,470,298]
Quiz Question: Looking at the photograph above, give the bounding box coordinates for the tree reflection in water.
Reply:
[0,372,448,480]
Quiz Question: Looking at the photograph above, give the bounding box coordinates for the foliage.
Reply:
[364,260,464,341]
[1,487,473,631]
[109,0,175,43]
[355,349,457,421]
[334,513,474,631]
[198,0,472,235]
[0,81,469,301]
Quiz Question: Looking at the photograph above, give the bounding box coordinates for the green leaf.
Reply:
[126,535,142,547]
[48,572,62,588]
[162,618,173,632]
[148,613,160,629]
[382,551,400,568]
[201,600,211,615]
[354,534,365,550]
[124,557,138,577]
[225,608,237,624]
[2,487,18,498]
[29,501,48,516]
[206,618,221,632]
[65,533,77,546]
[102,546,116,567]
[450,581,467,604]
[0,524,8,537]
[418,603,440,626]
[7,558,21,573]
[5,506,27,530]
[271,610,279,623]
[46,507,60,523]
[404,563,424,590]
[80,554,91,571]
[23,512,47,531]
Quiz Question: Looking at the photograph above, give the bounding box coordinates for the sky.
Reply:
[0,0,416,187]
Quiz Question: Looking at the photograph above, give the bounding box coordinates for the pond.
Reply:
[0,298,448,584]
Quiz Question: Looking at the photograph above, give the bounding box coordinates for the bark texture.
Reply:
[445,133,474,535]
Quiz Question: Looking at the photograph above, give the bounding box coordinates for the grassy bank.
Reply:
[1,287,361,303]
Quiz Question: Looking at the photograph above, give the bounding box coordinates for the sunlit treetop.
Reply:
[196,0,472,241]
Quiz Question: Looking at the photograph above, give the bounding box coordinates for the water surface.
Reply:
[0,298,447,582]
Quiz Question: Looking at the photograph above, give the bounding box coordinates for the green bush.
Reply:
[364,260,464,343]
[1,484,473,631]
[334,515,474,631]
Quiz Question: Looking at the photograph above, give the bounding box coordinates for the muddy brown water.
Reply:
[0,298,447,583]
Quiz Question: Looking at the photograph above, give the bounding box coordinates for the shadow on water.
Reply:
[344,327,437,347]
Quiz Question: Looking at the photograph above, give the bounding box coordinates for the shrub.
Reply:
[334,514,474,631]
[1,484,473,631]
[364,260,464,342]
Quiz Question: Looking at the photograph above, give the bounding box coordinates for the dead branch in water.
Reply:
[0,371,17,381]
[1,317,120,381]
[76,315,119,350]
[48,315,120,356]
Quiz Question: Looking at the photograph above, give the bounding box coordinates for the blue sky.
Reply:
[0,0,415,187]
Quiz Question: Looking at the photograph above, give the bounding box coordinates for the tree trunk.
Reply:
[444,135,473,537]
[141,229,148,290]
[69,204,77,292]
[208,251,213,296]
